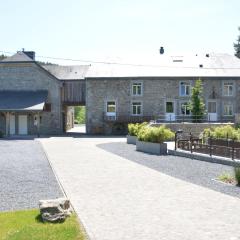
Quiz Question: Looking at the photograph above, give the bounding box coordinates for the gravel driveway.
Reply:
[98,142,240,198]
[0,139,63,212]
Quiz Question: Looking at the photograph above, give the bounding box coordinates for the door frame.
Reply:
[207,100,218,121]
[165,100,176,121]
[18,115,28,135]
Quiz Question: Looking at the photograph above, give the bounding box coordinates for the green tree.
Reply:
[74,106,86,124]
[0,54,7,61]
[188,79,205,122]
[233,27,240,58]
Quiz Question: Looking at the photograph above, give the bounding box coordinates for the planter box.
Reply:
[127,135,137,145]
[136,140,167,155]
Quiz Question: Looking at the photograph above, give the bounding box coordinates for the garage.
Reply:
[0,91,48,136]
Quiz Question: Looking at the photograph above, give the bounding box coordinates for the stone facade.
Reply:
[86,77,240,134]
[0,62,63,135]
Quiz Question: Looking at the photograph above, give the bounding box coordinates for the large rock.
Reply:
[39,198,72,222]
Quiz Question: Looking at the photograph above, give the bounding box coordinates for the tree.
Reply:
[188,79,205,122]
[233,27,240,58]
[74,106,86,124]
[0,54,7,61]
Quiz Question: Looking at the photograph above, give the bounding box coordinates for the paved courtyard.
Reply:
[39,136,240,240]
[0,139,63,212]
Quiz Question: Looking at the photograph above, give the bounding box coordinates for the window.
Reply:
[132,102,142,115]
[180,82,191,96]
[223,83,233,96]
[181,102,191,115]
[106,101,116,116]
[223,103,233,116]
[132,82,142,96]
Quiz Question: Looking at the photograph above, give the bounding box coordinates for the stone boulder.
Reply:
[39,198,72,222]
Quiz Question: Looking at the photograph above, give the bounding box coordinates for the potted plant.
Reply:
[136,125,174,155]
[127,122,147,145]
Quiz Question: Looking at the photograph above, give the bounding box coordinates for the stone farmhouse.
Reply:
[1,51,240,136]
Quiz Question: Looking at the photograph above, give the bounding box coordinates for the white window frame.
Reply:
[180,102,191,116]
[223,82,234,96]
[131,101,142,116]
[223,103,233,116]
[179,81,191,97]
[131,82,143,96]
[106,100,116,117]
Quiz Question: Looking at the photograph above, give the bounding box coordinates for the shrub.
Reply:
[234,167,240,186]
[137,125,174,143]
[128,122,147,136]
[0,131,3,138]
[203,125,240,141]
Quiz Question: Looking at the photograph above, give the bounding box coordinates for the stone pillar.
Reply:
[5,112,10,136]
[37,112,40,137]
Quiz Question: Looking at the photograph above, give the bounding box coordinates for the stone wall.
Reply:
[0,62,63,135]
[86,77,240,134]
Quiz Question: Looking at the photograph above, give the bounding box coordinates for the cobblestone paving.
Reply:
[40,137,240,240]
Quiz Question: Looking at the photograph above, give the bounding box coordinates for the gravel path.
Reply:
[98,142,240,198]
[0,139,63,212]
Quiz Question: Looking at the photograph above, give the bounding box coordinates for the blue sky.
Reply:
[1,0,240,64]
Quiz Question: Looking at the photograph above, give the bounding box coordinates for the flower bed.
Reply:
[127,122,147,145]
[136,125,174,155]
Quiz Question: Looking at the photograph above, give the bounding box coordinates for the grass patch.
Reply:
[218,172,236,185]
[0,209,86,240]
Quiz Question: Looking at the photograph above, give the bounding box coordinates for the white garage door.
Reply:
[10,114,16,135]
[18,115,28,135]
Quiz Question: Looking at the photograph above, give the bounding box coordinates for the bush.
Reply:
[137,125,174,143]
[0,131,3,138]
[128,122,147,136]
[235,167,240,186]
[203,125,240,141]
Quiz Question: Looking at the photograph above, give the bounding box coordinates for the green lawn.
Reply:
[0,209,86,240]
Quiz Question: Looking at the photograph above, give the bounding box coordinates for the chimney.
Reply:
[159,47,164,55]
[23,51,35,60]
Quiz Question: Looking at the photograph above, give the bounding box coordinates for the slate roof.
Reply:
[1,52,34,62]
[86,53,240,78]
[0,91,48,111]
[43,65,90,80]
[2,52,240,78]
